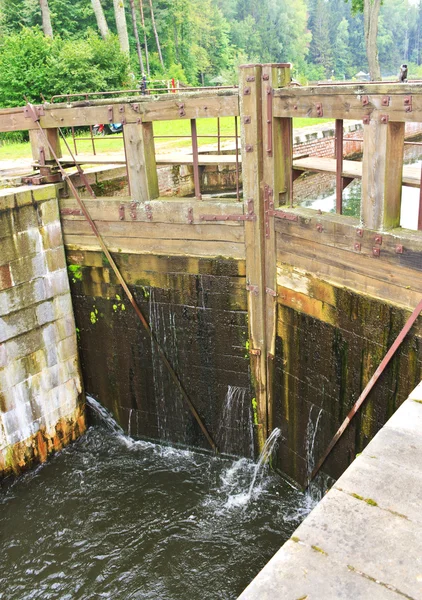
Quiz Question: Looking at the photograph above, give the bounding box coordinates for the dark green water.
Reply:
[0,402,316,600]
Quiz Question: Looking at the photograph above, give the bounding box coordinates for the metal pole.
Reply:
[217,117,221,155]
[191,119,202,199]
[122,126,131,197]
[309,296,422,485]
[25,103,217,454]
[336,119,343,214]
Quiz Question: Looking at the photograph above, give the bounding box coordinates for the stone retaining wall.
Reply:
[0,185,86,478]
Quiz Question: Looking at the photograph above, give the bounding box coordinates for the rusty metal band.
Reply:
[26,103,217,453]
[308,296,422,486]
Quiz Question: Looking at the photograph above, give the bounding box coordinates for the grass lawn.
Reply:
[0,117,332,161]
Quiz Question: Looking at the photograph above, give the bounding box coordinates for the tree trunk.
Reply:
[139,0,150,76]
[129,0,144,75]
[91,0,109,40]
[148,0,164,69]
[39,0,53,38]
[113,0,130,54]
[364,0,381,81]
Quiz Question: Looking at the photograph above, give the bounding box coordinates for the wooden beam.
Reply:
[335,119,343,214]
[361,119,405,230]
[123,122,159,202]
[262,62,291,434]
[240,63,267,452]
[29,127,62,162]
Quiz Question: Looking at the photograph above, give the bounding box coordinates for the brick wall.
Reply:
[0,185,86,478]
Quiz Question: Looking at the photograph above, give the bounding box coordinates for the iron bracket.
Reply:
[266,287,277,297]
[187,207,194,224]
[199,213,256,222]
[267,210,299,222]
[404,96,412,113]
[249,348,261,356]
[108,106,114,123]
[23,104,44,121]
[264,184,274,238]
[119,204,125,221]
[246,284,259,295]
[60,208,83,216]
[266,86,273,156]
[315,103,323,117]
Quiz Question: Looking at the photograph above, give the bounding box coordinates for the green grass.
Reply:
[0,117,333,161]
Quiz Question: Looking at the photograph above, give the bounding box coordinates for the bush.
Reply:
[0,27,130,108]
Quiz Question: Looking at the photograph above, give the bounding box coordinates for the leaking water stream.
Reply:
[0,397,319,600]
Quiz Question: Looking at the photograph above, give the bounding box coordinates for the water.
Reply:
[0,400,317,600]
[305,406,323,477]
[216,386,254,459]
[299,145,422,229]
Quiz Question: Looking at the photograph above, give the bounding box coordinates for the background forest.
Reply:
[0,0,421,108]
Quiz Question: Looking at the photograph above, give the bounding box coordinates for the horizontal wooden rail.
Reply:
[0,90,239,133]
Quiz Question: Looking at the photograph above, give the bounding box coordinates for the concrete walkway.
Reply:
[239,381,422,600]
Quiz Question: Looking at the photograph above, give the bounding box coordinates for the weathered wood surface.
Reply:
[240,64,268,449]
[362,120,405,230]
[274,208,422,311]
[64,234,245,259]
[123,122,159,200]
[292,156,422,188]
[273,84,422,122]
[59,197,244,223]
[0,92,239,133]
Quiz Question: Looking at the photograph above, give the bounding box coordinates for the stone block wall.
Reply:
[66,250,253,457]
[0,185,86,478]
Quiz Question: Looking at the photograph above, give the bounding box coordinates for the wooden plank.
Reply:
[273,87,422,122]
[274,83,422,96]
[63,234,245,259]
[57,153,242,166]
[292,156,421,188]
[62,219,245,243]
[240,63,267,451]
[276,252,422,315]
[59,197,245,224]
[123,122,159,201]
[273,208,422,270]
[362,120,405,230]
[276,231,422,295]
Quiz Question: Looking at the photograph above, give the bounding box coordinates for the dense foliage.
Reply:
[0,0,421,107]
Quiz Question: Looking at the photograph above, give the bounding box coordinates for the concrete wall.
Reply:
[0,185,86,478]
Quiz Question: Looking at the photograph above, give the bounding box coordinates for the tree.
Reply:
[334,18,351,77]
[113,0,130,54]
[91,0,109,40]
[347,0,382,80]
[309,0,334,77]
[148,0,164,69]
[39,0,53,37]
[139,0,150,75]
[128,0,144,75]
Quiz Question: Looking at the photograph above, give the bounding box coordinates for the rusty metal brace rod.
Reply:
[58,128,97,199]
[308,296,422,486]
[26,104,217,453]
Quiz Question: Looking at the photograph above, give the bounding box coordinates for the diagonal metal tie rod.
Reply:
[26,103,217,453]
[308,297,422,486]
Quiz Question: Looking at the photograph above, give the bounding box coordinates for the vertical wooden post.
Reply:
[29,128,62,163]
[123,121,159,202]
[240,64,267,453]
[361,118,405,230]
[418,165,422,231]
[261,63,291,434]
[190,119,202,199]
[335,119,343,214]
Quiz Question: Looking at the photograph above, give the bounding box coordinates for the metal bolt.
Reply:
[356,228,363,237]
[245,144,253,152]
[354,242,361,251]
[262,74,269,81]
[373,247,380,257]
[374,235,382,245]
[316,224,323,233]
[395,245,404,254]
[244,87,251,96]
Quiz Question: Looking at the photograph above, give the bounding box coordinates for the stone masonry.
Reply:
[0,184,85,478]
